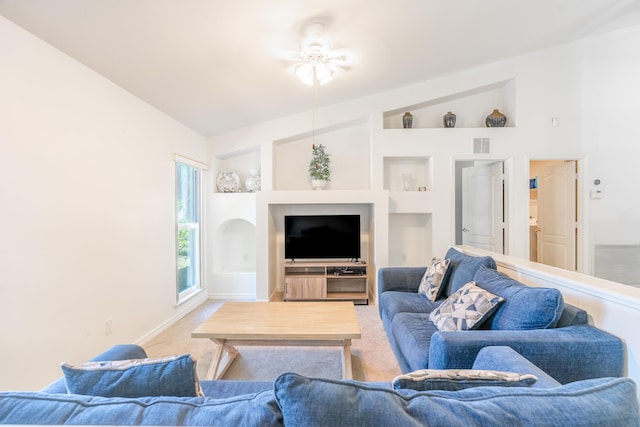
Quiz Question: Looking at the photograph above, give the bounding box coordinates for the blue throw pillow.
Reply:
[442,248,496,297]
[392,369,537,391]
[273,373,639,427]
[61,354,203,397]
[473,266,564,330]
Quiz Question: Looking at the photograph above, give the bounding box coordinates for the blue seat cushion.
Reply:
[473,266,564,330]
[274,373,639,427]
[442,248,496,297]
[390,312,439,372]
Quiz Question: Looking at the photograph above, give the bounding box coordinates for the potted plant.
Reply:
[308,143,331,189]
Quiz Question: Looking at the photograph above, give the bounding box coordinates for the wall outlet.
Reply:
[105,318,113,335]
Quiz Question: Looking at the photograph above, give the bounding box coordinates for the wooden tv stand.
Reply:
[283,261,368,305]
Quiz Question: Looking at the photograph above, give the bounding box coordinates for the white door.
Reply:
[537,161,577,270]
[462,162,504,253]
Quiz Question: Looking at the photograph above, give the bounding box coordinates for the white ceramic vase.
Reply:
[311,179,328,190]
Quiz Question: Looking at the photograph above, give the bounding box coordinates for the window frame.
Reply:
[174,155,206,304]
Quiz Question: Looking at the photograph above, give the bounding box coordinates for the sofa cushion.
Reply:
[429,282,504,331]
[273,373,640,427]
[442,248,496,297]
[392,368,537,391]
[474,266,564,330]
[0,391,284,426]
[61,354,203,398]
[378,291,440,328]
[390,312,438,372]
[472,346,561,389]
[418,258,451,301]
[556,303,588,327]
[42,344,149,394]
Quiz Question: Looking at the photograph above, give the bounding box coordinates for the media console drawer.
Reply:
[283,262,368,305]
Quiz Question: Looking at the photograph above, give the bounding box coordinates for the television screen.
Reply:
[284,215,361,260]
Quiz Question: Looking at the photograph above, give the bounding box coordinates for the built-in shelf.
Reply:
[214,146,261,193]
[383,79,516,129]
[383,156,432,192]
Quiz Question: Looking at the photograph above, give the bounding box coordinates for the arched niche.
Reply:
[214,218,256,273]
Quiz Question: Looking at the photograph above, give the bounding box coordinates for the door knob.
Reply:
[462,228,469,232]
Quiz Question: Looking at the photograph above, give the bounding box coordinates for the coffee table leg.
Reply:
[342,339,353,379]
[206,339,239,380]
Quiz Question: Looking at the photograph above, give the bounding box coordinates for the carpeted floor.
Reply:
[144,300,402,382]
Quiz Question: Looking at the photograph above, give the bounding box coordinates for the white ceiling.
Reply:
[2,0,640,137]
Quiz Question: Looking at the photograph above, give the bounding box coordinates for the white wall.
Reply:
[0,16,208,390]
[576,26,640,261]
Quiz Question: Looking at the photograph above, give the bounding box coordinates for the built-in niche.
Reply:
[383,156,432,192]
[269,203,373,294]
[273,118,371,191]
[388,213,433,266]
[383,79,516,129]
[214,147,261,193]
[214,218,256,272]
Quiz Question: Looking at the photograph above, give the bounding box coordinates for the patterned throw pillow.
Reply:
[61,354,203,397]
[392,369,537,391]
[418,258,451,302]
[429,281,504,331]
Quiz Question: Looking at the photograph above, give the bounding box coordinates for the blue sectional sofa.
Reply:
[378,247,625,384]
[1,344,638,426]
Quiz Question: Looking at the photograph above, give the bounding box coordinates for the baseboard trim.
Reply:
[208,292,259,301]
[135,291,208,346]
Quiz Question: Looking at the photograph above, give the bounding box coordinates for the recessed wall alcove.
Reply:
[383,79,516,129]
[389,213,433,266]
[256,190,389,303]
[272,118,371,191]
[210,214,258,299]
[214,219,256,272]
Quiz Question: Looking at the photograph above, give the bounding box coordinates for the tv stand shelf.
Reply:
[284,261,368,305]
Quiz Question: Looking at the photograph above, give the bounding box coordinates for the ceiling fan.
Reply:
[279,23,355,86]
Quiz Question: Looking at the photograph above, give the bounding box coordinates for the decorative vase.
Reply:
[402,173,413,191]
[443,111,456,128]
[311,179,328,190]
[485,109,507,127]
[402,112,413,129]
[244,169,261,192]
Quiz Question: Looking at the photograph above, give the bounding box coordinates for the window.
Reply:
[175,159,203,302]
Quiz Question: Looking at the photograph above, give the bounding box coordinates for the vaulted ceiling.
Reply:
[2,0,639,136]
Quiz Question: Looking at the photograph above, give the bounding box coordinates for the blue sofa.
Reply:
[378,247,625,384]
[1,344,638,426]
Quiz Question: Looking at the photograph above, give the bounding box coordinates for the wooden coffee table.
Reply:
[191,301,361,380]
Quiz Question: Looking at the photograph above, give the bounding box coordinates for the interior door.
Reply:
[462,162,504,253]
[537,161,577,270]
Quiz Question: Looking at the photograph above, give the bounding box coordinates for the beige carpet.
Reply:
[144,300,401,382]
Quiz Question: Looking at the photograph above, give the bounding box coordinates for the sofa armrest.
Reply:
[472,346,562,388]
[428,325,624,384]
[41,344,148,393]
[378,267,425,294]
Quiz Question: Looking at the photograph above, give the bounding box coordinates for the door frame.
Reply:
[453,157,510,256]
[528,157,587,274]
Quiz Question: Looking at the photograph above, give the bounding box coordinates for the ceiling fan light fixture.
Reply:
[314,62,332,85]
[295,62,313,83]
[293,24,343,86]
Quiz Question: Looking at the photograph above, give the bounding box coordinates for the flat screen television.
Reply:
[284,215,361,261]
